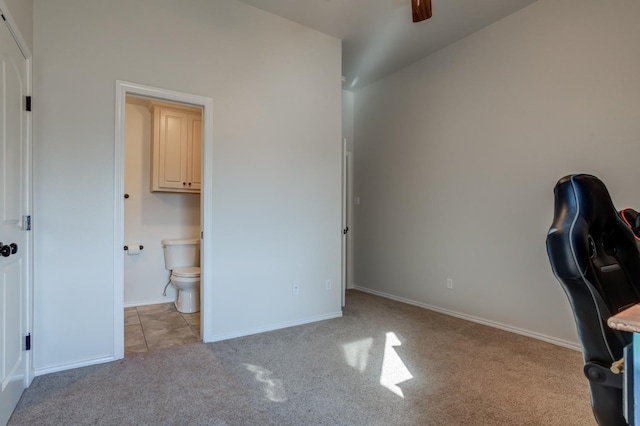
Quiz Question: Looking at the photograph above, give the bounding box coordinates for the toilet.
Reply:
[161,238,200,313]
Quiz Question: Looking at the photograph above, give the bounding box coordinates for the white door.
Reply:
[0,16,29,425]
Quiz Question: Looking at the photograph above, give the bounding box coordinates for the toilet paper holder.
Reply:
[124,245,144,251]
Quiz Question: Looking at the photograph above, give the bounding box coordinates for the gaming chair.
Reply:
[547,174,640,425]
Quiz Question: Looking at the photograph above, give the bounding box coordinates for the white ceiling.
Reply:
[237,0,539,91]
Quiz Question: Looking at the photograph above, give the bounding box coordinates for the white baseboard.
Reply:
[35,355,115,377]
[207,311,343,343]
[352,285,581,352]
[124,297,175,308]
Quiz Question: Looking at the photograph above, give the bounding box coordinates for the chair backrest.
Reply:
[547,174,640,425]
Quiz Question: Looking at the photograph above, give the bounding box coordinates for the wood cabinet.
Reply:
[148,101,202,193]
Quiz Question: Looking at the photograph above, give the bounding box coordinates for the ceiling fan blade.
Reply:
[412,0,432,22]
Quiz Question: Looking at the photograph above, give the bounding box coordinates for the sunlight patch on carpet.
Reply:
[380,332,413,398]
[244,363,287,402]
[343,337,373,372]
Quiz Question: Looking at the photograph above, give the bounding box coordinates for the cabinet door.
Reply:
[187,113,202,191]
[158,108,189,190]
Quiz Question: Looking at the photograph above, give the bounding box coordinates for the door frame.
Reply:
[114,81,214,357]
[0,0,34,386]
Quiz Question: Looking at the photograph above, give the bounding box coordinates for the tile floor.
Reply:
[124,303,200,356]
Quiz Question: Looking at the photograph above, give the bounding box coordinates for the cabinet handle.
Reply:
[183,182,186,186]
[188,182,192,186]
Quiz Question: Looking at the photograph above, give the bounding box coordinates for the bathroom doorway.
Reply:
[123,95,202,354]
[114,81,214,358]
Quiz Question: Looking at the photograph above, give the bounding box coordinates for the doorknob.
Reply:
[0,243,18,257]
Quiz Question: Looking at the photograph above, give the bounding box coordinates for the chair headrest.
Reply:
[547,174,622,280]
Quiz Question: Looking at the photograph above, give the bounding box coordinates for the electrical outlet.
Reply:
[293,284,300,295]
[325,279,332,290]
[447,278,453,289]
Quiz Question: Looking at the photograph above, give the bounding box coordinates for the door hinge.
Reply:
[26,96,32,112]
[23,215,31,231]
[25,333,31,351]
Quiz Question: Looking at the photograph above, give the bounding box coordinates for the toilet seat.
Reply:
[172,266,200,278]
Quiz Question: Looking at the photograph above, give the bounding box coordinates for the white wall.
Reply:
[124,100,200,306]
[353,0,640,347]
[33,0,342,373]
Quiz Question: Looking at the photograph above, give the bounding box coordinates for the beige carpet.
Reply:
[8,290,594,425]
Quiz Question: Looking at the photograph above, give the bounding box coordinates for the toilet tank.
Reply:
[161,238,200,270]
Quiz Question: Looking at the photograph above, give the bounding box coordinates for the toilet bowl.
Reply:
[161,238,200,313]
[171,266,200,313]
